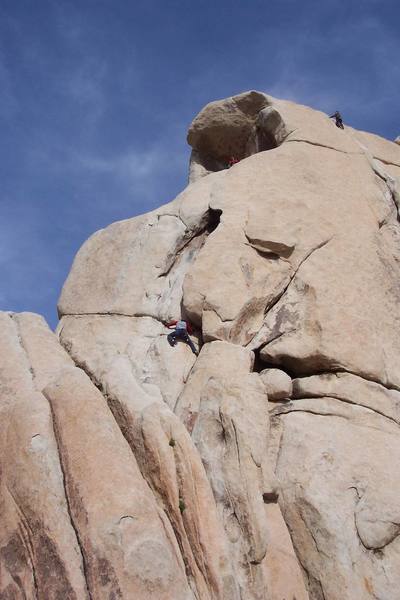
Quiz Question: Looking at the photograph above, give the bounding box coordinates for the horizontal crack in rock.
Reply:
[271,403,350,421]
[292,393,400,427]
[293,367,400,393]
[286,137,361,156]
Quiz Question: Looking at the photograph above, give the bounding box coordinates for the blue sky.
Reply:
[1,0,399,328]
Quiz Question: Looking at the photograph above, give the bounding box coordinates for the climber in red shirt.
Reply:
[227,156,240,168]
[165,319,198,355]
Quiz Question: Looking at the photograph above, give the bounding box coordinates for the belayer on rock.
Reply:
[329,111,344,129]
[165,319,198,355]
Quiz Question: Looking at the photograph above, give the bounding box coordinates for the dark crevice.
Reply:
[193,152,229,174]
[256,127,278,152]
[251,354,400,395]
[262,491,279,504]
[206,208,222,233]
[244,243,282,261]
[251,349,266,373]
[178,208,222,336]
[252,348,298,378]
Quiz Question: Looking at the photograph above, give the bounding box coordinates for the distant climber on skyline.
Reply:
[165,319,198,355]
[227,156,240,168]
[329,111,344,129]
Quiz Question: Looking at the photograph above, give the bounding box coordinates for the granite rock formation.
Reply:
[2,91,400,599]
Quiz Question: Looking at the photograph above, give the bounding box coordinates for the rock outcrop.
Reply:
[2,90,400,599]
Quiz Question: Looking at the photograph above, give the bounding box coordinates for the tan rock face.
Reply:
[3,90,400,599]
[0,312,193,599]
[260,368,292,401]
[0,313,88,600]
[57,316,235,599]
[270,397,400,600]
[44,369,192,600]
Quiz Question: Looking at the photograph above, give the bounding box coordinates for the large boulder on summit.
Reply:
[187,90,269,160]
[3,90,400,599]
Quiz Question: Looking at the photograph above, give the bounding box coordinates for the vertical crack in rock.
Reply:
[352,135,400,222]
[271,426,318,600]
[156,217,210,279]
[56,342,223,599]
[230,420,242,469]
[5,485,40,599]
[45,398,94,600]
[3,313,88,599]
[272,494,320,600]
[136,416,198,589]
[287,498,328,600]
[9,313,37,383]
[374,171,400,226]
[354,514,370,552]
